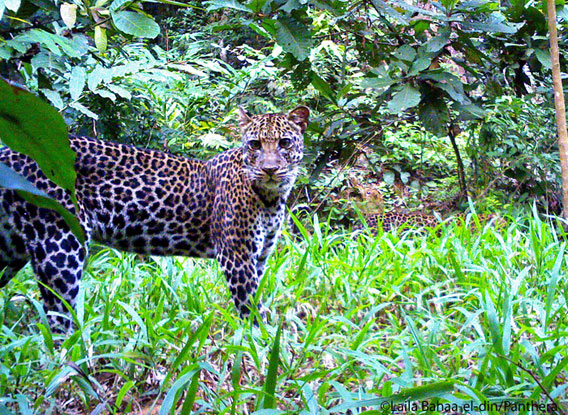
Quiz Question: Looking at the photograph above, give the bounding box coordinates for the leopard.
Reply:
[0,105,310,332]
[367,210,505,233]
[353,184,505,233]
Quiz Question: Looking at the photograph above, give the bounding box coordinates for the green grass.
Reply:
[0,212,567,414]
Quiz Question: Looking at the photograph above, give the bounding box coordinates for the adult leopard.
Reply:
[0,106,309,331]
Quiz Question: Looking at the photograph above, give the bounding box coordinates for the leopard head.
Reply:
[238,106,309,198]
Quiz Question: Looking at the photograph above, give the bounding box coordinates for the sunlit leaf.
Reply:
[112,11,160,38]
[60,3,77,29]
[69,66,86,101]
[205,0,251,12]
[274,15,312,61]
[387,84,421,113]
[94,26,107,52]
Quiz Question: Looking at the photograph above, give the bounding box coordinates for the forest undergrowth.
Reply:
[0,211,566,414]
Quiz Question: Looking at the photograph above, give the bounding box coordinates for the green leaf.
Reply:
[70,102,98,120]
[94,26,107,52]
[369,0,409,24]
[0,164,85,243]
[109,0,132,12]
[331,381,455,411]
[69,66,86,101]
[279,0,302,12]
[106,84,131,100]
[205,0,251,12]
[115,380,135,410]
[274,16,312,61]
[387,84,421,113]
[362,66,396,89]
[160,368,197,415]
[409,56,432,76]
[311,73,335,103]
[87,65,109,91]
[9,29,81,58]
[31,51,65,73]
[393,45,416,62]
[418,94,448,136]
[535,48,552,69]
[423,32,449,53]
[40,89,64,110]
[464,16,521,34]
[454,102,486,120]
[0,80,77,197]
[94,89,116,101]
[262,323,282,409]
[112,11,160,38]
[421,72,471,105]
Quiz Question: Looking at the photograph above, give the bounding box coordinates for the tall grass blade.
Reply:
[261,322,282,409]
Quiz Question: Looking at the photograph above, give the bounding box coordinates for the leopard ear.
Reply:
[238,106,252,129]
[288,106,310,133]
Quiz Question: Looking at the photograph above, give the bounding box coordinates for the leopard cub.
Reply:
[0,106,309,330]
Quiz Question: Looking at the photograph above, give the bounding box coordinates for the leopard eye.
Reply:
[248,140,261,150]
[279,138,292,148]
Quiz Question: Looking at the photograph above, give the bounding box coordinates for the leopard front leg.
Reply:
[27,216,88,333]
[253,228,280,319]
[216,246,265,321]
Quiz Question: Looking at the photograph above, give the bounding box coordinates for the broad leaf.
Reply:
[8,29,81,58]
[41,89,64,110]
[274,16,312,61]
[60,3,77,29]
[361,76,395,89]
[454,102,487,120]
[109,0,132,12]
[71,102,98,119]
[418,94,449,136]
[421,72,471,105]
[205,0,251,12]
[409,56,432,76]
[0,164,84,243]
[369,0,409,24]
[387,84,421,113]
[0,80,77,198]
[535,48,552,69]
[393,45,416,63]
[94,26,107,52]
[423,32,450,53]
[362,65,396,89]
[69,66,86,101]
[311,73,335,103]
[112,11,160,38]
[464,16,522,34]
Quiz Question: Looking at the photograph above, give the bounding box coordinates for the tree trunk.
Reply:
[546,0,568,221]
[448,121,468,198]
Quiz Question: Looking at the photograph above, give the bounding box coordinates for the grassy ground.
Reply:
[0,212,567,414]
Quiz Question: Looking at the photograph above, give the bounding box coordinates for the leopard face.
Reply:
[239,107,309,197]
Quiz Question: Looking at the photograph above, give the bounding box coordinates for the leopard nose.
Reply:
[262,166,278,175]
